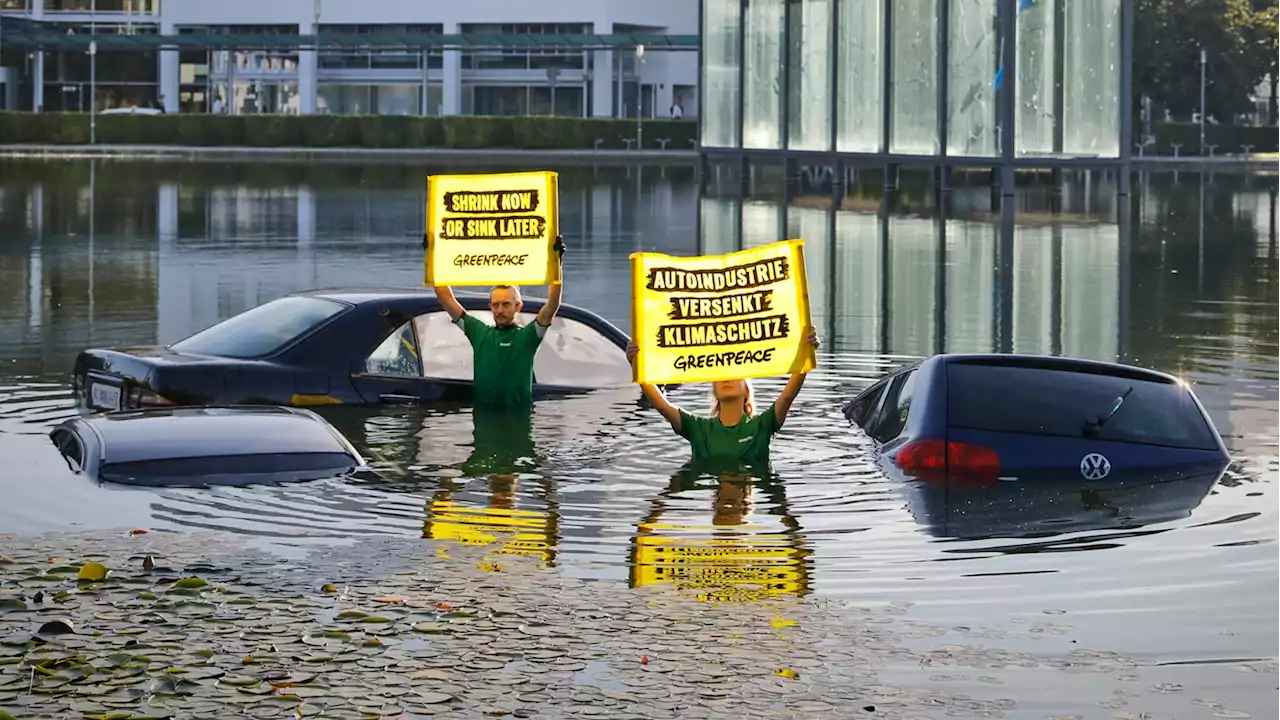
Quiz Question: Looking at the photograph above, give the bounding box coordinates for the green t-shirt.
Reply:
[677,404,780,465]
[457,314,546,408]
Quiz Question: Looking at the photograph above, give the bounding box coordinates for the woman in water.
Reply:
[624,328,820,464]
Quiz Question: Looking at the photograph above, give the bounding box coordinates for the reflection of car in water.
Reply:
[48,405,368,487]
[72,289,633,412]
[901,464,1226,540]
[842,354,1230,487]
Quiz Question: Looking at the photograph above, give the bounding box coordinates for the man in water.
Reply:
[432,238,565,407]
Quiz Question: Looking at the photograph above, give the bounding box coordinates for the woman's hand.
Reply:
[806,327,821,349]
[626,339,639,365]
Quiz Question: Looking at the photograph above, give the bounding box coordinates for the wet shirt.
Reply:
[457,314,547,408]
[677,404,780,464]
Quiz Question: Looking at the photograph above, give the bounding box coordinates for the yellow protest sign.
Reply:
[629,239,816,385]
[424,170,560,286]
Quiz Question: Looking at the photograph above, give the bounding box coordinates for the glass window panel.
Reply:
[743,0,785,150]
[1012,226,1055,355]
[890,0,939,155]
[532,317,632,389]
[787,0,832,151]
[887,217,937,356]
[742,201,782,248]
[700,0,742,148]
[365,322,423,377]
[946,0,998,157]
[1016,0,1057,154]
[834,212,882,352]
[786,207,830,330]
[835,0,884,152]
[943,220,995,352]
[1063,0,1120,156]
[700,197,742,256]
[1060,225,1118,361]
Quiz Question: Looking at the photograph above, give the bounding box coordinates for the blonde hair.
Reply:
[709,379,756,418]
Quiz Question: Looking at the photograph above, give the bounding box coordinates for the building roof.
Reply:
[0,17,697,51]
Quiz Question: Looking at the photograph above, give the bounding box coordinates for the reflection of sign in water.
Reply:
[629,240,816,385]
[424,500,556,563]
[425,170,560,286]
[629,527,809,603]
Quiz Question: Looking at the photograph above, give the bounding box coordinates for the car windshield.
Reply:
[170,296,348,359]
[946,362,1220,451]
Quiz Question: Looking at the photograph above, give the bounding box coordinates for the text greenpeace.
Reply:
[629,239,816,385]
[425,170,559,286]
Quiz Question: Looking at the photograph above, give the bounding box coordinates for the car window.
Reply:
[869,369,917,443]
[171,296,347,359]
[51,428,84,470]
[364,321,422,377]
[845,381,887,429]
[945,363,1220,451]
[414,310,630,388]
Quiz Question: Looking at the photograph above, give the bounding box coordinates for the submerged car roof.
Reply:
[295,287,547,307]
[936,353,1182,385]
[57,406,359,466]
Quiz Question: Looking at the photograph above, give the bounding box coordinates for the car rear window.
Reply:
[99,452,356,485]
[945,362,1220,451]
[170,296,347,359]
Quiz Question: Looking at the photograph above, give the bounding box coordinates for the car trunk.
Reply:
[75,347,225,411]
[945,426,1228,482]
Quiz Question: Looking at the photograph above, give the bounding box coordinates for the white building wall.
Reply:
[13,0,697,117]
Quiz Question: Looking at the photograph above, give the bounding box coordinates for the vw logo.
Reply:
[1080,453,1111,480]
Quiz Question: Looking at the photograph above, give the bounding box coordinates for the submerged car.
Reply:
[842,354,1230,485]
[49,405,369,487]
[72,288,633,411]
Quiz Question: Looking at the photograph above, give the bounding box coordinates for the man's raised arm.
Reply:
[433,285,466,323]
[535,237,566,328]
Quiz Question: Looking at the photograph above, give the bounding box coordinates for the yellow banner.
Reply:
[629,239,816,385]
[424,170,560,286]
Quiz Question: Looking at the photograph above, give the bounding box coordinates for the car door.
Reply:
[350,319,465,405]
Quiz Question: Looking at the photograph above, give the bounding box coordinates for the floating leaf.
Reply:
[170,578,207,590]
[770,617,797,629]
[0,598,26,611]
[129,529,149,536]
[774,668,800,680]
[337,610,367,619]
[370,596,406,604]
[320,584,337,593]
[77,562,109,582]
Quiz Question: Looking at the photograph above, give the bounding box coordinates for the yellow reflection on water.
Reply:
[629,468,810,603]
[423,474,559,566]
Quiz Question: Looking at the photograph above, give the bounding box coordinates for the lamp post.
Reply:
[89,0,97,145]
[1198,48,1206,154]
[634,44,644,149]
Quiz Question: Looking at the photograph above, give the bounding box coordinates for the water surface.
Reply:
[0,159,1275,715]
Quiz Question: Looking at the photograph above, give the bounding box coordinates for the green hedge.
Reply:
[1150,122,1277,154]
[0,112,700,151]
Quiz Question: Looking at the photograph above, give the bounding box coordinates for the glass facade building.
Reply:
[699,0,1131,163]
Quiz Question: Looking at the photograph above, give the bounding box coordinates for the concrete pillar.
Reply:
[158,20,179,113]
[297,186,315,246]
[442,22,461,116]
[33,52,44,112]
[591,21,613,118]
[27,185,44,331]
[298,20,317,114]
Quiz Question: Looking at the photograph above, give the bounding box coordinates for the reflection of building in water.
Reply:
[629,469,810,603]
[150,173,695,343]
[699,196,1120,363]
[423,476,560,565]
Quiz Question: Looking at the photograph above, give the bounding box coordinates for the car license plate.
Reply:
[90,382,122,411]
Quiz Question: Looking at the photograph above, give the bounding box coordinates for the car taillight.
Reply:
[129,388,175,408]
[894,439,1000,489]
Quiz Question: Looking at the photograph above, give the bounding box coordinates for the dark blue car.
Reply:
[841,354,1231,488]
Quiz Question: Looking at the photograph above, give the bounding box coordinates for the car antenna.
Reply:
[1083,385,1134,437]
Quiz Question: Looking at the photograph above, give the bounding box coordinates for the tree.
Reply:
[1134,0,1279,123]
